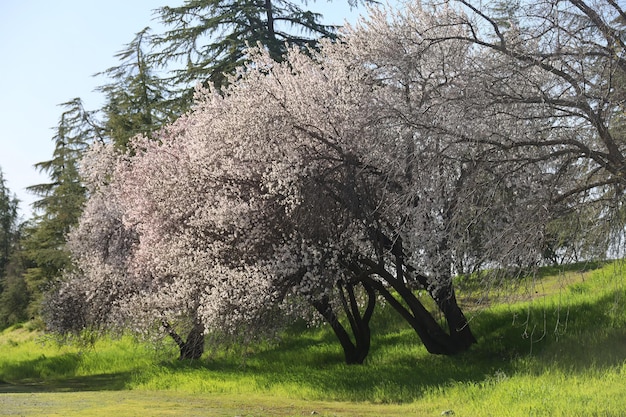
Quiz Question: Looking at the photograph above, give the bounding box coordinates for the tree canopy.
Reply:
[41,0,626,363]
[151,0,339,93]
[96,27,177,150]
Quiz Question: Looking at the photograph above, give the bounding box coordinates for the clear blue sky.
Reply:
[0,0,366,220]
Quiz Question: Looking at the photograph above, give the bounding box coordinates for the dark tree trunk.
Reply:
[431,281,477,351]
[178,322,205,360]
[362,272,458,354]
[361,239,476,356]
[337,279,376,364]
[311,280,376,365]
[313,298,362,364]
[162,320,205,360]
[378,276,475,354]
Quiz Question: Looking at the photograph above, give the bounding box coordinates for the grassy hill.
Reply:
[1,261,625,416]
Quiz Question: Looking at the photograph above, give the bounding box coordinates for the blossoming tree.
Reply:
[44,0,620,364]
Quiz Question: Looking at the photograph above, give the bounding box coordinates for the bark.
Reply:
[162,320,205,360]
[362,270,461,354]
[430,280,477,350]
[311,280,376,365]
[360,230,477,355]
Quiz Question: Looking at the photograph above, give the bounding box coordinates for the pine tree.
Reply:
[0,169,19,275]
[23,98,99,317]
[97,27,177,150]
[151,0,339,101]
[0,224,30,328]
[0,168,29,328]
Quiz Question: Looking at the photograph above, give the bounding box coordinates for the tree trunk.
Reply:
[178,322,205,360]
[431,281,477,351]
[362,257,476,355]
[363,274,457,354]
[337,279,376,364]
[311,283,375,365]
[162,320,205,360]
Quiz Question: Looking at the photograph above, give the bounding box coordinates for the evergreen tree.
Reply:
[23,98,99,317]
[0,224,31,328]
[0,168,29,328]
[0,169,18,275]
[97,27,177,150]
[151,0,339,101]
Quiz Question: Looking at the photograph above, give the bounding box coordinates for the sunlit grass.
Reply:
[1,261,625,416]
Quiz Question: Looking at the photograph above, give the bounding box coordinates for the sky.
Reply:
[0,0,367,221]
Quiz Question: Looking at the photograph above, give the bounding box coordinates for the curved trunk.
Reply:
[163,320,205,360]
[361,253,476,355]
[432,281,477,351]
[383,278,474,354]
[363,273,457,354]
[312,297,361,364]
[311,280,376,365]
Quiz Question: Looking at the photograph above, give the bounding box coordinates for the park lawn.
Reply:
[1,261,625,416]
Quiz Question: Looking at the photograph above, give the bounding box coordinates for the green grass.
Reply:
[1,261,625,416]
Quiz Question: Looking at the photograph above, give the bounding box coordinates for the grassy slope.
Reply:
[0,261,625,416]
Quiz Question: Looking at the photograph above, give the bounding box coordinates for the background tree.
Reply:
[0,169,28,328]
[96,27,178,150]
[23,98,101,317]
[0,169,18,276]
[150,0,340,101]
[418,0,626,261]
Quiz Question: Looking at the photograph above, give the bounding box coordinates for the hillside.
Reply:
[1,261,625,416]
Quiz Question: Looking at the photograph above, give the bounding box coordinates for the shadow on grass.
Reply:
[151,286,626,403]
[0,351,135,393]
[467,287,626,372]
[1,278,623,402]
[0,372,134,393]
